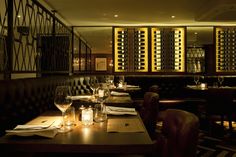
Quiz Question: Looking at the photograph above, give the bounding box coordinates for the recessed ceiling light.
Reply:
[194,32,198,35]
[114,14,119,18]
[171,15,175,19]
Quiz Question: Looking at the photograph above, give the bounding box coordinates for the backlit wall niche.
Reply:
[114,28,128,72]
[114,27,148,72]
[151,27,185,72]
[133,28,148,72]
[215,27,236,72]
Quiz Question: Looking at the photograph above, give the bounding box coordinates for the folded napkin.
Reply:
[71,95,92,101]
[186,85,197,88]
[126,85,140,88]
[5,127,58,138]
[106,106,137,115]
[5,120,60,138]
[110,91,129,96]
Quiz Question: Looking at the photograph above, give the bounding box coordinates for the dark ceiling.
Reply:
[40,0,236,54]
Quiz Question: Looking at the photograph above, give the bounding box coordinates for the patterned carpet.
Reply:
[197,131,236,157]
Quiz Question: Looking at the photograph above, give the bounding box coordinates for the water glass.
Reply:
[94,103,107,122]
[64,106,76,127]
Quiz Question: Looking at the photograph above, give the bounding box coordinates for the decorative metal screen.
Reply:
[73,35,80,71]
[215,27,236,72]
[12,0,72,74]
[0,0,8,73]
[0,0,92,78]
[13,0,52,72]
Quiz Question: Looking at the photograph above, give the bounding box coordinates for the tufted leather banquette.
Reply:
[0,76,94,136]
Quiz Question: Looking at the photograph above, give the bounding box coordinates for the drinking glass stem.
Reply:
[62,111,66,129]
[101,101,105,112]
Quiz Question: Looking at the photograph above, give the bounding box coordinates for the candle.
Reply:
[200,83,207,89]
[98,90,104,97]
[82,107,93,126]
[118,83,123,88]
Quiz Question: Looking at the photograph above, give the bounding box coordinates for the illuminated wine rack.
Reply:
[216,27,236,72]
[133,28,148,72]
[114,28,128,72]
[151,27,185,72]
[114,27,148,72]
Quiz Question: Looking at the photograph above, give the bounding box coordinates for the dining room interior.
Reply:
[1,0,236,156]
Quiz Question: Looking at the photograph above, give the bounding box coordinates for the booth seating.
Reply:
[0,76,93,136]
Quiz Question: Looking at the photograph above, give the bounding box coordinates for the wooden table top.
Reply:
[0,111,154,155]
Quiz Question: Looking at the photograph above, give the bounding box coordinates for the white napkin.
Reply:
[71,95,92,100]
[110,91,129,96]
[5,120,60,138]
[106,106,137,115]
[5,127,58,138]
[126,85,140,88]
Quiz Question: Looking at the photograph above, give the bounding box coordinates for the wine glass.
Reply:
[90,77,98,95]
[218,76,224,87]
[54,86,73,133]
[193,75,200,86]
[94,83,109,122]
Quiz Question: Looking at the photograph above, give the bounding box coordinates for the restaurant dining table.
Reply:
[72,94,134,108]
[110,85,141,93]
[185,84,236,135]
[185,85,236,99]
[0,110,154,157]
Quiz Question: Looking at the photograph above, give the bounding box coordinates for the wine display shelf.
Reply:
[114,27,148,72]
[151,27,185,72]
[216,27,236,72]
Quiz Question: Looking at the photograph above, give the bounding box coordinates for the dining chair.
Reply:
[148,85,160,93]
[139,92,160,139]
[155,109,199,157]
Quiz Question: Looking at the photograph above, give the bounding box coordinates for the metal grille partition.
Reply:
[13,0,73,76]
[0,0,87,79]
[0,0,8,75]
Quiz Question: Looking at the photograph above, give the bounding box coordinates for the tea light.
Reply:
[81,107,93,126]
[118,83,123,88]
[98,90,104,97]
[200,83,207,89]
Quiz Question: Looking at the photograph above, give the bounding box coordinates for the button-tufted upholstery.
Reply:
[0,76,94,136]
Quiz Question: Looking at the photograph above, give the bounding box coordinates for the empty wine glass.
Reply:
[54,86,73,133]
[90,77,98,95]
[94,83,109,122]
[193,75,200,86]
[218,76,224,87]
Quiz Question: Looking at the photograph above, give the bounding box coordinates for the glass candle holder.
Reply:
[81,106,93,126]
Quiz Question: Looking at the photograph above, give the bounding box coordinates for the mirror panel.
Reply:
[186,27,213,73]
